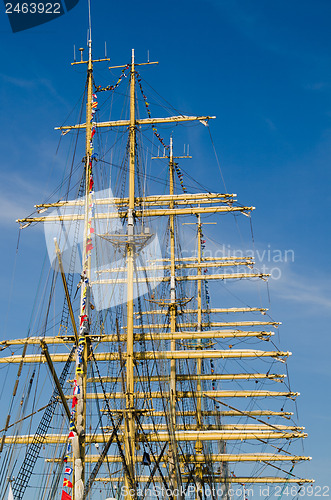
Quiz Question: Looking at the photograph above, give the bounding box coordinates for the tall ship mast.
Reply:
[0,28,313,500]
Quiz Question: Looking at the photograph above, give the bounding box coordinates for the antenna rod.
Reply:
[88,0,92,42]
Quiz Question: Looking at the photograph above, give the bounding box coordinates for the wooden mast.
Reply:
[169,137,177,432]
[168,137,182,493]
[124,48,136,496]
[73,36,93,500]
[70,35,109,500]
[195,215,203,496]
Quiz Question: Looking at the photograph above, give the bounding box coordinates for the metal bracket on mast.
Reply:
[71,46,110,66]
[109,61,158,69]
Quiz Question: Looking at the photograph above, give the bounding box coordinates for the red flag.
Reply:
[63,478,73,488]
[86,242,93,253]
[71,396,78,408]
[80,315,87,326]
[61,490,72,500]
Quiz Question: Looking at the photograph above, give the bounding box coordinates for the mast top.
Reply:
[88,0,92,43]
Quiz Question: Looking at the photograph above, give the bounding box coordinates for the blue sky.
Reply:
[0,0,330,493]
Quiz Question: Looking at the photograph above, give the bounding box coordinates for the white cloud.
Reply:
[0,196,32,225]
[0,73,71,107]
[270,267,331,312]
[0,172,49,227]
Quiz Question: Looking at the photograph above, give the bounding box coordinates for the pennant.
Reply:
[86,242,93,253]
[63,478,73,488]
[61,490,72,500]
[68,431,75,439]
[80,315,87,326]
[91,127,96,139]
[136,71,169,150]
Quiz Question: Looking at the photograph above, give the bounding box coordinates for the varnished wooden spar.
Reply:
[54,114,216,132]
[86,372,286,383]
[54,238,79,344]
[17,204,254,224]
[1,429,307,444]
[100,424,304,431]
[0,348,291,363]
[0,329,275,348]
[92,272,270,285]
[64,389,299,399]
[92,476,313,485]
[97,259,256,273]
[73,35,96,500]
[35,192,237,209]
[153,256,255,262]
[125,410,293,418]
[124,48,137,490]
[46,452,311,463]
[127,320,280,328]
[134,307,266,314]
[126,409,293,420]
